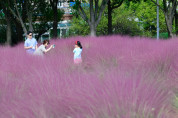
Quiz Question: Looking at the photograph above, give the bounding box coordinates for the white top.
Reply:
[34,45,46,56]
[73,48,82,60]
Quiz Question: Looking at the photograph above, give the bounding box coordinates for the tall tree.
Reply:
[107,0,123,34]
[69,4,142,36]
[150,0,177,37]
[175,9,178,35]
[0,1,12,45]
[7,0,45,35]
[49,0,59,38]
[129,0,167,37]
[74,0,109,36]
[25,0,41,32]
[0,0,26,45]
[4,10,12,45]
[7,0,28,35]
[34,2,63,40]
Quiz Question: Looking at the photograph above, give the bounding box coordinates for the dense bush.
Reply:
[0,35,178,118]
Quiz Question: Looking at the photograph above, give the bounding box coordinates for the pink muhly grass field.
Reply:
[0,35,178,118]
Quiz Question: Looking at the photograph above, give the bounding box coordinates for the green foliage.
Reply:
[124,0,140,7]
[34,6,64,39]
[72,0,81,10]
[69,5,90,36]
[0,10,5,18]
[97,13,108,35]
[128,0,167,37]
[152,32,168,39]
[71,0,89,21]
[69,16,90,36]
[112,5,142,36]
[34,1,64,22]
[69,4,142,36]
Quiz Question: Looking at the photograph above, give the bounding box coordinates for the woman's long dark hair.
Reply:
[75,41,82,49]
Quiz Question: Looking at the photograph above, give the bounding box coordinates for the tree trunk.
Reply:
[90,23,96,36]
[53,0,58,38]
[13,1,27,35]
[77,0,109,37]
[14,20,24,43]
[28,12,34,32]
[16,25,24,42]
[5,14,12,45]
[108,0,112,35]
[165,14,173,38]
[150,0,177,38]
[3,7,12,45]
[175,9,178,36]
[90,0,96,36]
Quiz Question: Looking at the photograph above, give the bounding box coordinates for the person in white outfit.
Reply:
[73,41,82,64]
[34,40,54,56]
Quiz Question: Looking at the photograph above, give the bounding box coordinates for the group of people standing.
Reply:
[24,31,54,56]
[24,31,83,64]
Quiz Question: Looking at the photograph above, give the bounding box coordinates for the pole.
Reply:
[157,0,159,40]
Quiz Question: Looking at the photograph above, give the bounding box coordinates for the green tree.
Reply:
[69,16,90,36]
[70,4,142,36]
[150,0,177,37]
[128,0,167,37]
[111,5,142,36]
[49,0,60,38]
[73,0,109,36]
[0,0,64,45]
[0,1,13,45]
[107,0,124,34]
[33,1,64,40]
[175,9,178,35]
